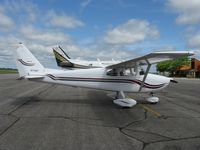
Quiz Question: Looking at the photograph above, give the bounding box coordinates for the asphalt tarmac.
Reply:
[0,74,200,150]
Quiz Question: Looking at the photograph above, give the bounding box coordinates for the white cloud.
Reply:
[0,33,137,68]
[3,0,38,23]
[2,0,39,23]
[0,5,5,12]
[95,49,133,59]
[80,0,92,13]
[81,0,92,8]
[166,0,200,52]
[104,19,159,45]
[0,35,22,68]
[20,25,72,44]
[0,13,14,31]
[192,49,200,55]
[47,11,84,28]
[0,34,61,68]
[55,42,135,61]
[167,0,200,24]
[188,33,200,48]
[0,2,141,68]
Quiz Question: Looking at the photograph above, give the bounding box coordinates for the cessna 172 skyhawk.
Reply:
[53,46,121,69]
[14,43,194,107]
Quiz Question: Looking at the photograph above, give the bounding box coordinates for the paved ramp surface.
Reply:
[0,74,200,150]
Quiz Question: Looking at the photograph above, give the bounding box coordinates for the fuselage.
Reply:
[34,68,171,93]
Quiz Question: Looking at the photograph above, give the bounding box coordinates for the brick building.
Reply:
[176,58,200,78]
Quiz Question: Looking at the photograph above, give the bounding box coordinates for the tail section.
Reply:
[53,46,73,67]
[14,43,45,78]
[53,46,92,69]
[58,46,70,59]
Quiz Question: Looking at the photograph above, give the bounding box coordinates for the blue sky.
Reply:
[0,0,200,68]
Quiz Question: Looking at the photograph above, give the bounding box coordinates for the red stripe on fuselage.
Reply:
[46,74,166,89]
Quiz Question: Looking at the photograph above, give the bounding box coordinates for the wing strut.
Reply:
[139,59,151,92]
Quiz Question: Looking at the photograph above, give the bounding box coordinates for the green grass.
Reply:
[0,68,18,74]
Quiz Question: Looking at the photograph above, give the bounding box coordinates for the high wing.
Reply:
[106,51,194,69]
[106,51,194,92]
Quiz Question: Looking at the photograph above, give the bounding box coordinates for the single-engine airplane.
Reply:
[14,43,194,107]
[53,46,121,69]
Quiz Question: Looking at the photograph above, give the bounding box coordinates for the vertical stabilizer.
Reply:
[53,46,72,67]
[14,43,45,78]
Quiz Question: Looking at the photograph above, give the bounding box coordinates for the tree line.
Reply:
[156,56,190,76]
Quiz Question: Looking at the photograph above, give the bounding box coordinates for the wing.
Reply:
[106,51,194,69]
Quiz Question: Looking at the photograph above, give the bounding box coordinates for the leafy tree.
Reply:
[156,56,190,76]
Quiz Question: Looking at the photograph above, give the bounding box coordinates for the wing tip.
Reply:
[153,51,195,56]
[188,51,195,56]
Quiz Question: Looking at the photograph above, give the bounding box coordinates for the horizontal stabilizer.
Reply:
[25,75,44,79]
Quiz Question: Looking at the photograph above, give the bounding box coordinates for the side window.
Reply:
[107,68,137,76]
[119,71,124,76]
[106,69,118,76]
[139,69,145,75]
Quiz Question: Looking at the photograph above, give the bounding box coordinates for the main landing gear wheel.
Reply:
[113,91,137,108]
[146,92,159,104]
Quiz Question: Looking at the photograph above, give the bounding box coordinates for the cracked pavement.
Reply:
[0,74,200,150]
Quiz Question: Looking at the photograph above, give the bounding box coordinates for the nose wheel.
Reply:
[146,92,159,104]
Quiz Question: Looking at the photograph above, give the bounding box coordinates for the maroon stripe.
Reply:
[18,59,35,66]
[46,74,165,89]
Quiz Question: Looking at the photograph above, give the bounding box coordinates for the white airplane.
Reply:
[14,43,194,107]
[53,46,121,69]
